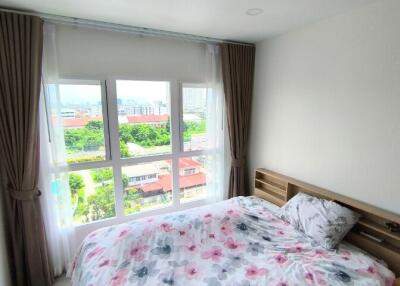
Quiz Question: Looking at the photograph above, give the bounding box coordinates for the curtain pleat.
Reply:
[0,11,53,286]
[220,43,255,198]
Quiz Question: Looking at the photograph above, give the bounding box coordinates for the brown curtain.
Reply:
[0,12,52,286]
[221,43,255,198]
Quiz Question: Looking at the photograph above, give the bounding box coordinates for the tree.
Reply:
[119,124,134,143]
[82,130,104,151]
[86,120,103,130]
[122,174,129,189]
[69,173,85,196]
[120,141,130,158]
[87,184,116,221]
[90,168,113,183]
[74,189,89,220]
[64,122,104,153]
[123,188,141,214]
[64,129,85,151]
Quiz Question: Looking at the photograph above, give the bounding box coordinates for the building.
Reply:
[124,158,206,203]
[61,116,103,129]
[62,114,169,129]
[60,108,77,118]
[126,114,169,127]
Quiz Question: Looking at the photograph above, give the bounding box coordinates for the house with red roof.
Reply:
[126,114,169,127]
[61,114,169,129]
[124,158,206,203]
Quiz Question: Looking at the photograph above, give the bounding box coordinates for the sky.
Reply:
[58,80,170,107]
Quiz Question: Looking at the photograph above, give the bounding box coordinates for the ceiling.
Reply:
[0,0,379,42]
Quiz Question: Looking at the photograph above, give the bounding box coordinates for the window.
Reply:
[69,167,115,224]
[48,79,220,226]
[179,156,207,203]
[122,160,172,215]
[56,81,109,164]
[181,84,207,151]
[116,80,171,158]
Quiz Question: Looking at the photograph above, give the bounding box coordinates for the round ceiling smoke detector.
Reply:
[246,8,264,16]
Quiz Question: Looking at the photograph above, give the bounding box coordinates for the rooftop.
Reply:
[127,114,169,124]
[133,172,206,193]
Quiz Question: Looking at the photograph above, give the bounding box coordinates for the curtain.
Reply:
[205,44,225,202]
[220,43,256,198]
[39,23,76,277]
[0,12,53,286]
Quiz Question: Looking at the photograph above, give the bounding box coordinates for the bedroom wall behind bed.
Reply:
[249,0,400,214]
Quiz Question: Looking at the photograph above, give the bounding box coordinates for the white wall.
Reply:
[249,0,400,214]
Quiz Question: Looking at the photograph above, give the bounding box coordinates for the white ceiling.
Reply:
[0,0,379,42]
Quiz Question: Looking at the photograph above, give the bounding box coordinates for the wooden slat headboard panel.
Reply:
[254,168,400,276]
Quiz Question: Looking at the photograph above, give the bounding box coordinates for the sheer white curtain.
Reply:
[205,44,226,202]
[39,23,75,277]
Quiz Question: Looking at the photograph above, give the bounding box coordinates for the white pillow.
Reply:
[279,192,360,249]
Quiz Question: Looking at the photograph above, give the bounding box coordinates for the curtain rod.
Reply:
[0,7,254,47]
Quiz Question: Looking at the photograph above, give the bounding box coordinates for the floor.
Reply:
[53,276,70,286]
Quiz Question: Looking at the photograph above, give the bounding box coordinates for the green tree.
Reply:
[119,124,134,143]
[165,118,171,132]
[69,173,85,196]
[122,174,129,189]
[90,168,113,183]
[74,189,89,220]
[64,129,85,151]
[82,129,104,151]
[123,188,141,214]
[87,184,115,221]
[86,120,103,130]
[120,141,130,158]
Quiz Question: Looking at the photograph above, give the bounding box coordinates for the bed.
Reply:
[70,170,399,286]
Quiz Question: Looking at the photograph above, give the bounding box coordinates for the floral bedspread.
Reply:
[71,196,395,286]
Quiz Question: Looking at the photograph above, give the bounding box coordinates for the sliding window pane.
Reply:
[179,156,207,203]
[68,167,115,224]
[56,83,107,164]
[122,160,172,215]
[182,85,207,151]
[116,80,171,158]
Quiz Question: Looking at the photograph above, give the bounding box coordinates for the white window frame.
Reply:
[52,78,113,168]
[52,77,218,241]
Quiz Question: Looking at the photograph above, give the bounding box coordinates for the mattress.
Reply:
[70,196,395,285]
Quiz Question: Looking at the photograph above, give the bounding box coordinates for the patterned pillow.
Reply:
[279,192,360,249]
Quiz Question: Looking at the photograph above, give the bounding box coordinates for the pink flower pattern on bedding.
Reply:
[70,196,395,286]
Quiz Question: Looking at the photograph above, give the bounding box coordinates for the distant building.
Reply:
[61,114,169,129]
[61,108,77,118]
[124,164,159,186]
[89,105,102,117]
[183,87,206,113]
[118,105,154,116]
[62,116,103,129]
[127,115,169,127]
[124,158,206,202]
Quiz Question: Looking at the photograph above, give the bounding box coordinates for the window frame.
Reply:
[179,82,209,154]
[49,78,117,225]
[51,77,216,230]
[53,78,112,169]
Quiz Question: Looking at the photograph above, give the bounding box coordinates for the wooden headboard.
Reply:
[254,168,400,276]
